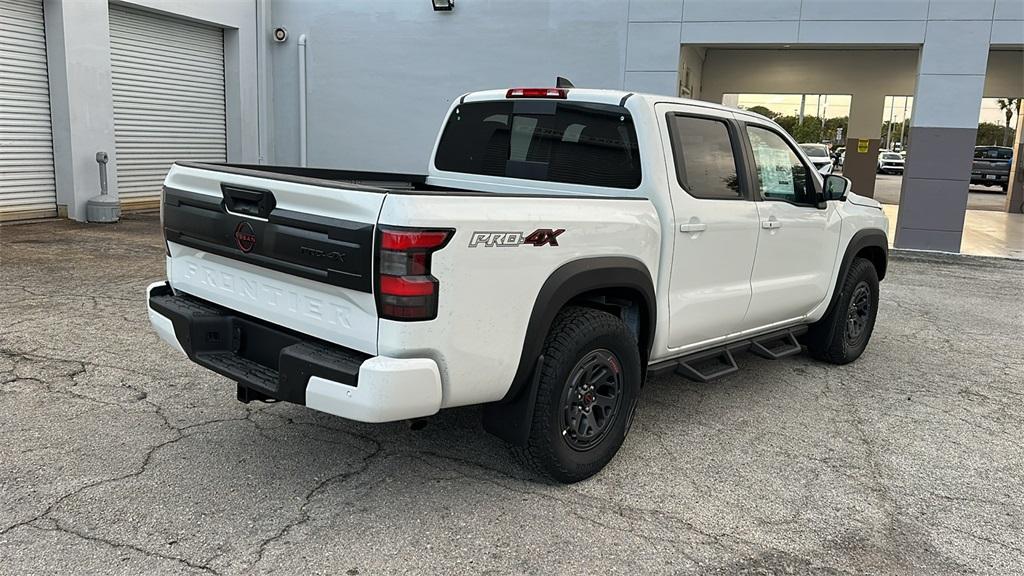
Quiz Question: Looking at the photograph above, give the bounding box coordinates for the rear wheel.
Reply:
[516,307,641,483]
[806,258,879,364]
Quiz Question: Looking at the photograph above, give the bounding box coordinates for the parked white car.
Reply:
[148,87,889,482]
[799,143,834,175]
[877,151,905,174]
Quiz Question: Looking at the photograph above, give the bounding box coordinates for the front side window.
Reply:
[667,115,743,200]
[746,126,816,205]
[434,100,641,189]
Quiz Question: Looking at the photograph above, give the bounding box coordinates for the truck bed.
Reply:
[176,161,429,194]
[175,162,641,199]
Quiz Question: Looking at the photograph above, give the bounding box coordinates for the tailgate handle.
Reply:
[222,185,276,219]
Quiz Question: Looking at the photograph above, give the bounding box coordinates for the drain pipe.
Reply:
[298,33,307,167]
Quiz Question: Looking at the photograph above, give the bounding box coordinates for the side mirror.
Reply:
[822,174,850,202]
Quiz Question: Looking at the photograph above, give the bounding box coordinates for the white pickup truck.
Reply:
[147,87,888,482]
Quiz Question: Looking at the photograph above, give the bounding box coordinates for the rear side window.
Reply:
[434,100,641,189]
[975,147,1012,160]
[667,115,743,200]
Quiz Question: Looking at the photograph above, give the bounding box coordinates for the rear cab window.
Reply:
[433,100,641,189]
[975,147,1013,160]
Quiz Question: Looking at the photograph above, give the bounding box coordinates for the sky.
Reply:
[722,93,1018,127]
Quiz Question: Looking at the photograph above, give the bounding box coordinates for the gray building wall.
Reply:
[42,0,258,220]
[266,0,1023,251]
[266,0,630,172]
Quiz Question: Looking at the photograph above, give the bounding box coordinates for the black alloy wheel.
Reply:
[561,349,623,451]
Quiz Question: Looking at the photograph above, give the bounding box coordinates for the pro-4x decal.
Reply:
[468,228,565,248]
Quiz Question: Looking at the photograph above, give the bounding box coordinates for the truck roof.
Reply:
[461,88,769,122]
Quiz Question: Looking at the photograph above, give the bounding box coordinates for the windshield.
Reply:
[434,100,641,189]
[800,144,829,158]
[882,153,902,160]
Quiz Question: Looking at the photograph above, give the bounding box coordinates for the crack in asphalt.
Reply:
[247,440,385,571]
[25,521,221,575]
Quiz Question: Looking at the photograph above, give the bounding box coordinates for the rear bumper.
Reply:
[971,173,1009,184]
[146,281,442,422]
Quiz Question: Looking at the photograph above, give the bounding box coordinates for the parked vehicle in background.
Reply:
[877,152,905,174]
[147,87,888,483]
[800,143,834,175]
[971,146,1013,192]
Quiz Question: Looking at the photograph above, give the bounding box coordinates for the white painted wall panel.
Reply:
[0,0,56,220]
[628,0,683,22]
[626,22,682,71]
[682,0,802,21]
[797,20,927,44]
[109,4,225,204]
[681,20,799,44]
[800,0,929,21]
[919,20,993,75]
[927,0,996,20]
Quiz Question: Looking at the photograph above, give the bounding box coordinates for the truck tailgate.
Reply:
[161,163,383,355]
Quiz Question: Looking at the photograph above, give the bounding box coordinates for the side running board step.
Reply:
[655,326,809,383]
[675,347,738,383]
[750,330,803,360]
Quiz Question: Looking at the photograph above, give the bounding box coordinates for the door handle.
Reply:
[679,222,707,233]
[761,218,781,230]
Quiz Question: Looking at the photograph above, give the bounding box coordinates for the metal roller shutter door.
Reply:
[0,0,57,221]
[109,5,226,206]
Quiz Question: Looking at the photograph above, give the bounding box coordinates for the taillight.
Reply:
[376,226,453,321]
[506,87,567,99]
[160,186,170,256]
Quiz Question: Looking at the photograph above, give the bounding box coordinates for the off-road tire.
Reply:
[515,306,641,483]
[806,257,879,364]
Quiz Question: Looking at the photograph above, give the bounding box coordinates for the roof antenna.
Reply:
[556,76,575,89]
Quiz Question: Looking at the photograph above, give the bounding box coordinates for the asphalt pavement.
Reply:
[2,214,1022,575]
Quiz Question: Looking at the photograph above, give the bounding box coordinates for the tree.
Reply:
[775,115,798,135]
[824,116,849,144]
[880,120,910,148]
[744,105,780,120]
[997,98,1021,147]
[792,116,823,143]
[977,122,1015,147]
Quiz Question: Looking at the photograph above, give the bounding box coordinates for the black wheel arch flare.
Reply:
[822,228,888,321]
[482,256,656,445]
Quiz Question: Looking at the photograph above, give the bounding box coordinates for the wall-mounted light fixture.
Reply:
[432,0,454,11]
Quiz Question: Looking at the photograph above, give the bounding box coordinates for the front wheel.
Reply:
[516,307,641,483]
[806,258,879,364]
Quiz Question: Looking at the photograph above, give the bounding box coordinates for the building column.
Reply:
[44,0,119,221]
[1005,107,1024,214]
[894,21,991,252]
[842,93,885,199]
